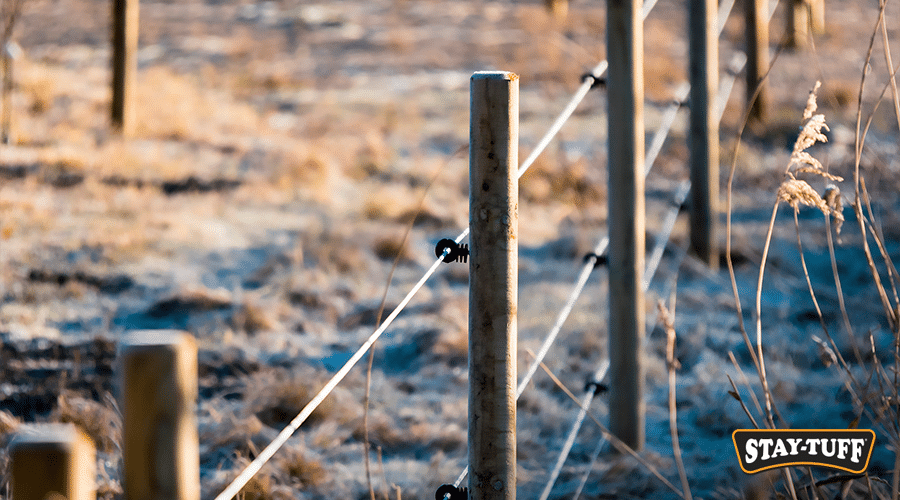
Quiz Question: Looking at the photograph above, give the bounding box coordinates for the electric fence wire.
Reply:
[544,1,787,494]
[215,25,614,500]
[538,178,688,500]
[444,1,717,496]
[570,241,690,500]
[215,0,777,494]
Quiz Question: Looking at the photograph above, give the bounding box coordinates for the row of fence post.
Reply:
[9,331,200,500]
[12,0,821,138]
[8,1,825,497]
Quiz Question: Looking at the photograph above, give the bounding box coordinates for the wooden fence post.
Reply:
[787,0,810,48]
[119,330,199,500]
[111,0,138,134]
[468,71,518,500]
[10,424,96,500]
[810,0,824,34]
[689,0,720,268]
[745,0,770,124]
[606,0,645,451]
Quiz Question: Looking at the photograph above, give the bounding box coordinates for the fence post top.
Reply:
[471,71,519,81]
[119,329,195,349]
[10,423,91,447]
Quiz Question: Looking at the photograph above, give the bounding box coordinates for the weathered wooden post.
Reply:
[10,423,97,500]
[787,0,810,48]
[111,0,139,134]
[745,0,770,124]
[689,0,720,268]
[1,42,22,144]
[606,0,645,450]
[119,330,199,500]
[468,71,518,500]
[810,0,824,35]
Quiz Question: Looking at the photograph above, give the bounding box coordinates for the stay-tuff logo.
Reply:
[732,429,875,474]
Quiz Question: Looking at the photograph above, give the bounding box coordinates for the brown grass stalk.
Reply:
[726,373,760,430]
[724,33,793,438]
[878,0,900,133]
[853,0,898,334]
[526,349,686,499]
[657,298,692,500]
[361,146,462,500]
[727,351,764,423]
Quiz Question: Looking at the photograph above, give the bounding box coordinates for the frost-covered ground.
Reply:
[2,0,900,498]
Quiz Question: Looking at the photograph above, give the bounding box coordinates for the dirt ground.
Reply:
[2,0,900,498]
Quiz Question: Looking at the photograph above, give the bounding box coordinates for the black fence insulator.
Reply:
[583,252,607,268]
[435,484,468,500]
[581,72,607,89]
[435,238,469,264]
[585,380,609,395]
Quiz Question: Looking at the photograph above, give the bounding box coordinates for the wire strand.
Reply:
[537,360,610,500]
[213,245,456,500]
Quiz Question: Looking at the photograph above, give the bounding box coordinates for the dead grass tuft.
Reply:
[135,66,261,141]
[246,368,338,430]
[53,393,121,453]
[278,447,328,488]
[372,237,413,263]
[0,410,20,436]
[230,300,280,335]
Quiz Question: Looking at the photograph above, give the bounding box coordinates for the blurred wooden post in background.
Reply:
[1,42,22,144]
[787,0,809,48]
[111,0,138,134]
[544,0,568,21]
[788,0,825,48]
[810,0,824,35]
[745,0,770,124]
[119,330,200,500]
[468,71,518,500]
[606,0,645,451]
[10,424,96,500]
[689,0,720,268]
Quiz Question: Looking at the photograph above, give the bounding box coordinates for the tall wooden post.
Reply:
[111,0,139,134]
[468,71,518,500]
[119,330,199,500]
[606,0,645,451]
[689,0,720,268]
[745,0,770,124]
[810,0,824,34]
[787,0,810,48]
[10,424,97,500]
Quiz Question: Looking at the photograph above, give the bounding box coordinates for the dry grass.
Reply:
[135,66,262,141]
[244,368,344,430]
[278,447,328,489]
[52,392,121,453]
[723,3,900,491]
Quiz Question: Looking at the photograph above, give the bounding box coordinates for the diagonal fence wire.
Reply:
[448,0,730,495]
[547,1,786,496]
[214,27,617,500]
[538,178,689,500]
[536,0,771,494]
[215,0,768,495]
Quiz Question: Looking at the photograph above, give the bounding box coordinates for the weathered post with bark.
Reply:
[689,0,720,268]
[788,0,825,48]
[10,424,96,500]
[606,0,645,451]
[119,330,200,500]
[468,71,518,500]
[787,0,810,48]
[111,0,138,134]
[745,0,770,124]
